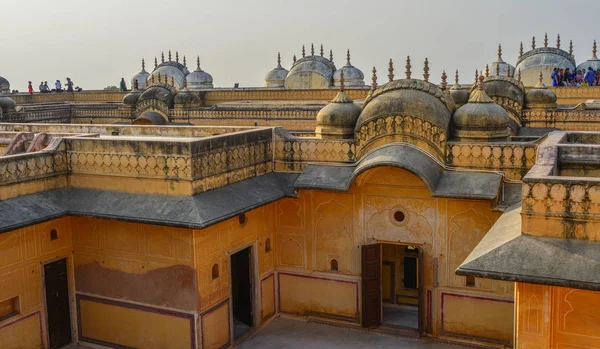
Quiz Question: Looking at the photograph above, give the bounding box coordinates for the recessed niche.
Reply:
[50,229,58,241]
[212,264,219,280]
[265,238,272,252]
[330,259,339,272]
[238,213,248,227]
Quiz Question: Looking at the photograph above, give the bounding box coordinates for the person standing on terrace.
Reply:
[27,81,33,94]
[119,78,127,92]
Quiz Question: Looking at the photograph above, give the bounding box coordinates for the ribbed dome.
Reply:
[0,76,9,93]
[576,41,600,72]
[333,50,364,87]
[284,46,336,89]
[138,85,174,107]
[0,92,17,113]
[515,36,575,86]
[265,53,289,88]
[130,59,150,90]
[123,90,141,106]
[525,73,557,109]
[174,87,200,106]
[452,77,510,142]
[186,57,213,90]
[133,111,167,125]
[355,76,455,160]
[484,45,516,77]
[315,84,361,139]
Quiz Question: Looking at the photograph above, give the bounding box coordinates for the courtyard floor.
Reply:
[235,317,465,349]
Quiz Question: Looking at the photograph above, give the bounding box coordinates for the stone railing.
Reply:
[522,108,600,131]
[446,139,542,180]
[202,88,370,105]
[550,86,600,105]
[9,91,126,104]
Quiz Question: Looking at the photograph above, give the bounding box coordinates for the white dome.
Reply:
[265,53,289,88]
[148,65,186,90]
[130,59,150,90]
[483,45,516,78]
[333,51,364,87]
[186,57,213,90]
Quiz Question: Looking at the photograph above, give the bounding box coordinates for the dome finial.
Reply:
[475,69,479,83]
[347,49,351,65]
[544,33,548,48]
[311,43,314,56]
[496,61,500,76]
[593,40,598,60]
[519,42,524,58]
[293,54,297,64]
[423,57,430,82]
[161,52,165,63]
[440,70,447,90]
[277,52,282,67]
[485,64,489,77]
[196,56,201,71]
[498,44,503,61]
[557,34,561,49]
[478,74,485,90]
[329,49,333,62]
[569,40,574,56]
[339,70,345,92]
[141,58,146,72]
[538,71,544,85]
[518,68,522,82]
[405,56,412,79]
[302,45,306,57]
[176,51,179,63]
[183,56,187,68]
[388,58,394,82]
[320,44,324,57]
[532,36,536,50]
[169,50,172,61]
[154,57,158,69]
[371,67,377,91]
[455,69,460,85]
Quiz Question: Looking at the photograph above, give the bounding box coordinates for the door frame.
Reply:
[41,255,76,349]
[228,241,259,343]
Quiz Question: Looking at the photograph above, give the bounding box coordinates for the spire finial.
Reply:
[142,58,146,72]
[176,51,179,63]
[478,74,484,90]
[158,72,161,83]
[388,58,394,82]
[405,56,412,79]
[498,44,503,61]
[339,70,345,92]
[519,42,524,58]
[544,33,548,48]
[154,57,158,69]
[475,69,479,83]
[557,34,561,49]
[539,71,543,84]
[371,67,377,91]
[161,52,165,63]
[593,40,598,59]
[485,64,489,77]
[329,49,333,62]
[169,50,172,61]
[440,70,447,90]
[532,36,536,50]
[423,57,430,82]
[320,44,324,57]
[293,54,297,64]
[277,52,282,67]
[196,56,201,71]
[183,56,187,67]
[311,43,314,56]
[570,40,574,56]
[455,69,460,85]
[517,68,521,82]
[302,45,306,57]
[496,61,500,76]
[347,49,351,65]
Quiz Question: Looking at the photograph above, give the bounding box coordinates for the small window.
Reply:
[50,229,58,241]
[238,213,247,227]
[330,259,339,272]
[265,238,272,253]
[393,210,405,223]
[466,275,476,287]
[0,296,20,322]
[212,264,219,280]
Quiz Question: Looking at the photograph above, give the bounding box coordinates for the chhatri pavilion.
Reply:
[1,34,600,349]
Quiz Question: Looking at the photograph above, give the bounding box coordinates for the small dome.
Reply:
[333,50,364,87]
[131,59,150,90]
[186,57,213,90]
[452,76,510,142]
[525,73,557,109]
[123,90,141,106]
[449,71,470,107]
[316,82,361,139]
[284,46,336,89]
[484,45,516,77]
[133,111,167,125]
[0,92,17,114]
[174,87,199,106]
[265,53,289,88]
[138,85,174,107]
[515,36,576,86]
[0,76,10,93]
[576,40,600,72]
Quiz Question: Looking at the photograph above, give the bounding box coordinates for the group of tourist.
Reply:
[552,67,600,86]
[26,78,82,94]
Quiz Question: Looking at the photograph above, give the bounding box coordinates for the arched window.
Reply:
[238,213,248,227]
[212,264,219,280]
[330,259,339,272]
[50,229,58,241]
[265,238,272,253]
[466,275,476,287]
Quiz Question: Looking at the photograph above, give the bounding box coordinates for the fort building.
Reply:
[0,36,600,349]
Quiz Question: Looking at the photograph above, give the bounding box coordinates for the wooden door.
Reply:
[417,248,425,335]
[361,244,381,328]
[44,259,72,349]
[231,247,253,328]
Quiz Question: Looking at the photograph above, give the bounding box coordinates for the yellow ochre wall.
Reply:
[274,166,514,344]
[0,217,74,349]
[517,282,600,348]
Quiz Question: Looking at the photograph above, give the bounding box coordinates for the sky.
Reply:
[3,0,600,91]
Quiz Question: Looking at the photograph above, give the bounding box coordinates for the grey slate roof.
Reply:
[456,204,600,291]
[294,144,503,200]
[0,172,298,234]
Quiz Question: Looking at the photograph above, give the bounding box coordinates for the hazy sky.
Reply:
[3,0,600,90]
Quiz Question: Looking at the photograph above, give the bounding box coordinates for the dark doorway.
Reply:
[44,258,72,349]
[361,244,381,328]
[231,246,253,340]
